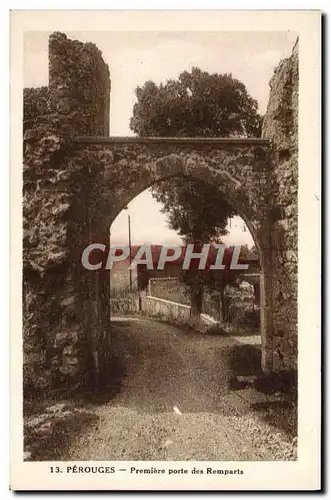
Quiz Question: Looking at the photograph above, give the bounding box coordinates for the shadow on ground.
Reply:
[228,343,263,376]
[227,343,297,438]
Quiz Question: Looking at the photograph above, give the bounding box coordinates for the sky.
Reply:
[24,30,297,247]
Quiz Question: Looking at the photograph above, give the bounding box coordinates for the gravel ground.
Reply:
[57,318,297,462]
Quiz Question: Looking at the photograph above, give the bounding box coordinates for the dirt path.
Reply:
[61,319,296,461]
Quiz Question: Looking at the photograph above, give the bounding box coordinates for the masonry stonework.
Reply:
[23,32,299,393]
[262,40,299,371]
[23,33,111,392]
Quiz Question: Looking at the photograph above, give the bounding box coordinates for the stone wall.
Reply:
[23,32,111,393]
[73,138,275,371]
[23,87,49,129]
[141,296,192,324]
[48,32,110,136]
[110,263,138,296]
[23,32,299,395]
[110,297,140,316]
[141,295,220,332]
[262,39,299,371]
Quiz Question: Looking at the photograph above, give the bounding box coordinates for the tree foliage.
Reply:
[130,67,262,138]
[130,67,262,314]
[151,177,235,244]
[130,66,262,244]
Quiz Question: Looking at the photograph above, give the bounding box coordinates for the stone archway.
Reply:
[23,32,298,392]
[106,155,268,357]
[67,139,275,375]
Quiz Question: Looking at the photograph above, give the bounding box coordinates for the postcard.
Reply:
[10,9,321,491]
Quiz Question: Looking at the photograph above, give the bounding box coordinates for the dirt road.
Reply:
[62,318,296,461]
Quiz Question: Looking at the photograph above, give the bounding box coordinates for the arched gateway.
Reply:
[23,32,298,392]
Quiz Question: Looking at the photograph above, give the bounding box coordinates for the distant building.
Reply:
[110,244,261,299]
[110,259,138,295]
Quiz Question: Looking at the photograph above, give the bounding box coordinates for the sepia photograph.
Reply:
[10,9,321,491]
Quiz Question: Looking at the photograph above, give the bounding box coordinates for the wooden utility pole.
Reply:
[128,214,132,291]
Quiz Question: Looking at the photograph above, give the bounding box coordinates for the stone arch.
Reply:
[22,30,298,394]
[107,152,264,269]
[96,152,271,368]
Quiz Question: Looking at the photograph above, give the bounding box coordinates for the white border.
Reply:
[7,8,322,493]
